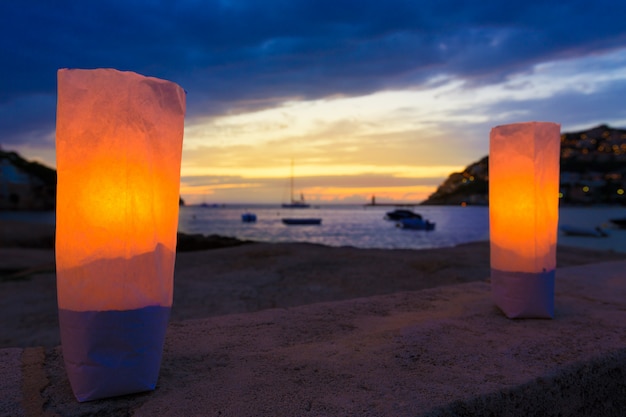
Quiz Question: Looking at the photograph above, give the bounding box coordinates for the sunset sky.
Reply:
[2,1,626,204]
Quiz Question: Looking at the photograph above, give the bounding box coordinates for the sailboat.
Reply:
[282,159,310,208]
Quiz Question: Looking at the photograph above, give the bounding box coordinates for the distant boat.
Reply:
[560,225,608,237]
[396,217,436,231]
[385,209,423,221]
[200,202,223,208]
[241,212,257,223]
[282,218,322,225]
[609,218,626,229]
[282,159,310,208]
[282,196,310,209]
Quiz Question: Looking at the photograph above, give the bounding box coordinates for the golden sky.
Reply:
[178,50,626,204]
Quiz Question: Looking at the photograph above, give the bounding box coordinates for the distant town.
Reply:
[2,124,625,210]
[421,124,626,206]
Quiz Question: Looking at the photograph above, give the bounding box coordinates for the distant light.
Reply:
[582,186,590,192]
[558,192,563,198]
[618,189,625,195]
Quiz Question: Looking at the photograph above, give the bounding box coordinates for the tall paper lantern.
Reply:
[56,68,185,401]
[489,122,560,319]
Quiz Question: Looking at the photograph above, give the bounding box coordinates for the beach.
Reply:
[2,219,626,415]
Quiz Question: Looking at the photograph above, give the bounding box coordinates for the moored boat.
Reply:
[385,209,422,221]
[241,213,257,222]
[396,217,435,231]
[560,225,608,237]
[282,196,310,209]
[282,160,310,208]
[282,218,322,225]
[609,218,626,229]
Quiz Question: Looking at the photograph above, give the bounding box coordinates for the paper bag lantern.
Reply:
[489,122,560,319]
[56,68,185,401]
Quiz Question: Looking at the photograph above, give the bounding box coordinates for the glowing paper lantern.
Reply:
[56,68,185,401]
[489,122,560,319]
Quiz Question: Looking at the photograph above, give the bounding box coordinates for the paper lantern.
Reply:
[55,68,185,401]
[489,122,560,319]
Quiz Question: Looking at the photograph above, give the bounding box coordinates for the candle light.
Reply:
[56,68,185,401]
[489,121,561,319]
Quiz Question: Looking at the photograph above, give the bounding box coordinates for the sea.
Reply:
[2,205,625,253]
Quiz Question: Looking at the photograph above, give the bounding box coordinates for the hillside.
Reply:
[0,149,56,210]
[421,124,626,206]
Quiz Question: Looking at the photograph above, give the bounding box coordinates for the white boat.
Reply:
[282,218,322,225]
[282,160,310,208]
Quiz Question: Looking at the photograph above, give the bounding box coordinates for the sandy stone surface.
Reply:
[4,260,626,416]
[2,238,625,348]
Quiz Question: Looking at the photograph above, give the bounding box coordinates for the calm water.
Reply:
[178,204,626,252]
[179,205,489,250]
[2,205,625,252]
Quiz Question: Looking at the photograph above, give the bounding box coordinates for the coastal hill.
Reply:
[0,149,56,210]
[421,124,626,206]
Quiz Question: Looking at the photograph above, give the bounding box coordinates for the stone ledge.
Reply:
[2,261,625,416]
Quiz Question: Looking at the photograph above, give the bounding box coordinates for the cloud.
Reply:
[0,94,56,146]
[2,0,626,148]
[179,46,626,186]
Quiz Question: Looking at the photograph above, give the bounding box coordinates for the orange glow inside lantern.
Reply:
[489,122,560,319]
[56,68,185,401]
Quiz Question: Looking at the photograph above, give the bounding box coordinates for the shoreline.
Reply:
[2,236,626,349]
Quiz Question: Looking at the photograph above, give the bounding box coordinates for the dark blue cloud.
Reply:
[1,0,625,146]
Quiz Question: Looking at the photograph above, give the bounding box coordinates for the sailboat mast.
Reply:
[282,159,310,208]
[290,159,295,202]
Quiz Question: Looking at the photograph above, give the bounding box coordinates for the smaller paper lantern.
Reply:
[489,121,561,319]
[56,68,185,401]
